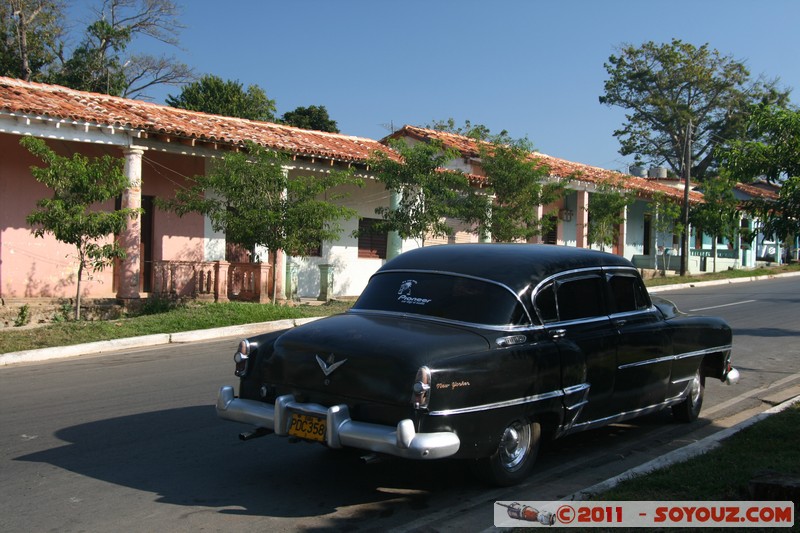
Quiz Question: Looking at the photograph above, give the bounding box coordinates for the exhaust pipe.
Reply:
[239,427,273,441]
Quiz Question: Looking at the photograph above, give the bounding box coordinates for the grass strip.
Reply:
[0,300,352,354]
[595,404,800,501]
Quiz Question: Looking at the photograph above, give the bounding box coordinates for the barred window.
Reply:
[358,218,387,259]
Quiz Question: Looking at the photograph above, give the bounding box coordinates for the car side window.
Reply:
[534,283,558,323]
[555,276,605,321]
[608,273,649,313]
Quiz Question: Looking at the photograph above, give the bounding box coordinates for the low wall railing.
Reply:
[151,261,272,303]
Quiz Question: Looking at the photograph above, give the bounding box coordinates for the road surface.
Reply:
[1,276,799,532]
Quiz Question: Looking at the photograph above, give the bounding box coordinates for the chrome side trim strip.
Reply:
[618,354,676,369]
[428,387,569,416]
[675,345,733,360]
[618,344,733,370]
[565,394,686,434]
[563,383,591,395]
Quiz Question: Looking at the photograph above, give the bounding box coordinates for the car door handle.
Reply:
[613,319,627,327]
[550,328,567,339]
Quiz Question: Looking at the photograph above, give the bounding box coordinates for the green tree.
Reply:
[757,177,800,247]
[281,105,338,132]
[690,173,740,272]
[645,192,684,273]
[51,0,192,98]
[166,74,276,121]
[719,105,800,246]
[586,182,636,251]
[600,39,789,181]
[159,141,360,301]
[0,0,64,81]
[22,136,139,319]
[425,118,498,140]
[478,136,564,242]
[368,139,488,246]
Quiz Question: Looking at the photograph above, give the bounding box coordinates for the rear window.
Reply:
[352,272,529,326]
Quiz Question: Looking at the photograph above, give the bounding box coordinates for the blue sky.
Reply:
[77,0,800,173]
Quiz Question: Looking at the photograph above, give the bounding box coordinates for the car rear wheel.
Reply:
[472,419,541,486]
[672,369,705,422]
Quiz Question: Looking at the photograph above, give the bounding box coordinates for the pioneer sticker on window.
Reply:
[397,279,432,305]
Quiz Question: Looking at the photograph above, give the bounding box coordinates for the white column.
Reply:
[117,147,144,300]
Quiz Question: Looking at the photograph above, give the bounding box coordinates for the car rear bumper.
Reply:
[216,386,460,459]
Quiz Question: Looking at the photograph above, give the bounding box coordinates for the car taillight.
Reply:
[412,366,431,409]
[234,339,253,377]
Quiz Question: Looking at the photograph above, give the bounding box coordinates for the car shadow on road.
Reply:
[734,327,799,338]
[14,405,481,523]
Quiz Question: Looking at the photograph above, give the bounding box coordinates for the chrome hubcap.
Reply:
[690,371,702,404]
[499,421,531,471]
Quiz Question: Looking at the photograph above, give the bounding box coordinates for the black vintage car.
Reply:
[216,244,739,485]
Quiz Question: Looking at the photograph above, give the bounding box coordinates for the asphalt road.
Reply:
[1,276,799,532]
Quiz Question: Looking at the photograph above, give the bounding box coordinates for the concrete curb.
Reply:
[0,316,321,366]
[647,270,800,293]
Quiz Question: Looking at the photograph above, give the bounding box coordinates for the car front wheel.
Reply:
[672,369,705,422]
[472,419,541,486]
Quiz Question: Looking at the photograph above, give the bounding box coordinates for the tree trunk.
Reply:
[75,261,83,321]
[11,1,33,81]
[271,249,278,303]
[712,239,718,273]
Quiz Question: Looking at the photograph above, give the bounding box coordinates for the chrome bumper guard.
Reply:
[216,386,460,460]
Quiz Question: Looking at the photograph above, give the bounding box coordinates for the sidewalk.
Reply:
[0,316,322,366]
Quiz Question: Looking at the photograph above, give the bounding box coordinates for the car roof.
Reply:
[376,244,635,294]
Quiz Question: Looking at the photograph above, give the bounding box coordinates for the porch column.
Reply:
[214,261,230,303]
[530,205,544,244]
[117,147,144,300]
[576,190,589,248]
[615,205,628,256]
[274,250,286,301]
[386,190,403,258]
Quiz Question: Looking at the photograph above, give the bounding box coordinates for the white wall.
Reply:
[290,178,391,298]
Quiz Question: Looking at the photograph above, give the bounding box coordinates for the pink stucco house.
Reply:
[0,76,393,309]
[2,76,756,321]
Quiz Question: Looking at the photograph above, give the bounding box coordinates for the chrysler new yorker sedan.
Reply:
[216,244,739,485]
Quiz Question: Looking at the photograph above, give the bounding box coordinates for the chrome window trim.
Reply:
[547,314,611,327]
[618,344,733,370]
[531,267,605,324]
[531,265,652,326]
[531,266,612,296]
[607,306,660,320]
[604,269,654,312]
[346,308,544,333]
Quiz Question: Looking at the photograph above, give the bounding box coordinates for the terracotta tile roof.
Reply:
[734,182,779,200]
[393,125,705,203]
[0,76,393,163]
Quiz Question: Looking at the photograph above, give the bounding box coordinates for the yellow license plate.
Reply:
[288,413,326,442]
